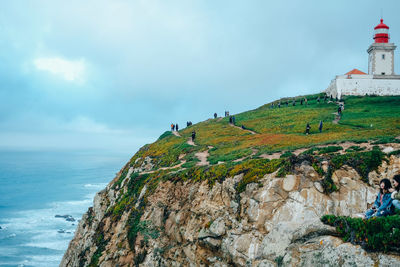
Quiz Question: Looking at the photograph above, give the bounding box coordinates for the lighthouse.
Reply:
[367,19,396,75]
[325,18,400,99]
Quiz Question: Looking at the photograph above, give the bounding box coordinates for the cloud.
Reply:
[33,57,86,82]
[64,116,125,135]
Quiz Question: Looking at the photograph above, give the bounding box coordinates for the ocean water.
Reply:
[0,149,130,267]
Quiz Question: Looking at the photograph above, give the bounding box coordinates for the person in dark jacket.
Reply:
[305,123,311,135]
[364,178,393,219]
[175,123,179,131]
[319,120,323,133]
[191,130,196,141]
[214,113,217,119]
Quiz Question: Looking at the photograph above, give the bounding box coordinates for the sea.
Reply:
[0,149,130,267]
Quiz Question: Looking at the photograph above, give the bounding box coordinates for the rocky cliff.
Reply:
[61,143,400,266]
[61,95,400,266]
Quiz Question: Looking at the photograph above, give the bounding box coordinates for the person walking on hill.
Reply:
[317,96,320,104]
[292,100,296,106]
[171,124,175,131]
[175,123,179,131]
[278,102,281,108]
[364,178,393,219]
[214,113,217,119]
[300,99,303,105]
[338,106,342,116]
[319,120,323,133]
[232,116,236,125]
[286,101,289,107]
[191,130,196,141]
[305,123,311,135]
[229,116,233,124]
[305,97,308,105]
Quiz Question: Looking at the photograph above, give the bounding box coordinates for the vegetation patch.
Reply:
[329,146,386,183]
[88,223,108,267]
[321,214,400,252]
[372,136,400,144]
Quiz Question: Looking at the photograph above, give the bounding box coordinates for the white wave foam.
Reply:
[84,183,107,189]
[1,184,100,254]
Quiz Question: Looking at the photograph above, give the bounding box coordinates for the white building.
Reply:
[326,19,400,99]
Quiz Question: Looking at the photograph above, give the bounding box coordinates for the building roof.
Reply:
[345,69,367,75]
[374,19,389,30]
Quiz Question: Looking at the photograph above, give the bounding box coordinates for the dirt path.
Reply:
[195,150,210,166]
[229,123,256,134]
[332,102,344,124]
[332,113,341,124]
[172,131,181,137]
[140,154,187,174]
[187,138,196,146]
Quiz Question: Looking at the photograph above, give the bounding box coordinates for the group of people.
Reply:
[170,123,179,131]
[186,121,193,127]
[305,120,324,135]
[224,111,230,117]
[229,116,236,125]
[363,175,400,219]
[269,95,333,109]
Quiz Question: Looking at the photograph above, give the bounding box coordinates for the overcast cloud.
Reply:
[0,0,399,152]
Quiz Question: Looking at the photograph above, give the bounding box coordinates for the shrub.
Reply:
[280,151,294,158]
[321,214,400,252]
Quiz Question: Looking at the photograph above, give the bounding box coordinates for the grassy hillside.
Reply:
[130,94,400,169]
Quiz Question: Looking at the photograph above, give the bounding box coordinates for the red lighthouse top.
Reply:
[374,19,390,43]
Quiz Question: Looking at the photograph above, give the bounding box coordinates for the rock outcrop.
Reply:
[61,152,400,266]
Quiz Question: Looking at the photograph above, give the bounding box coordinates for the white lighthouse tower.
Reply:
[367,19,396,76]
[325,19,400,99]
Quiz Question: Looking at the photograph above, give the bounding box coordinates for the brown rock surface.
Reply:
[61,153,400,267]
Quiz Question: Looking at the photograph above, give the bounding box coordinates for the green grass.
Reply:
[321,214,400,252]
[124,95,400,170]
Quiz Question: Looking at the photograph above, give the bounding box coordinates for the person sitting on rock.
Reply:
[390,175,400,211]
[364,178,393,219]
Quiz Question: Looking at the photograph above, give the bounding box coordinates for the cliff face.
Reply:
[61,144,400,267]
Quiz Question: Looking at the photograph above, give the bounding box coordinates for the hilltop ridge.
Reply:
[61,94,400,266]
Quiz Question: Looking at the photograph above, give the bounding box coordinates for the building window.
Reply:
[382,54,385,60]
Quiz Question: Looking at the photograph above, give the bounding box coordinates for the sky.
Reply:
[1,0,400,153]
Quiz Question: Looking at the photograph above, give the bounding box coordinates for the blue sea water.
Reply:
[0,149,130,267]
